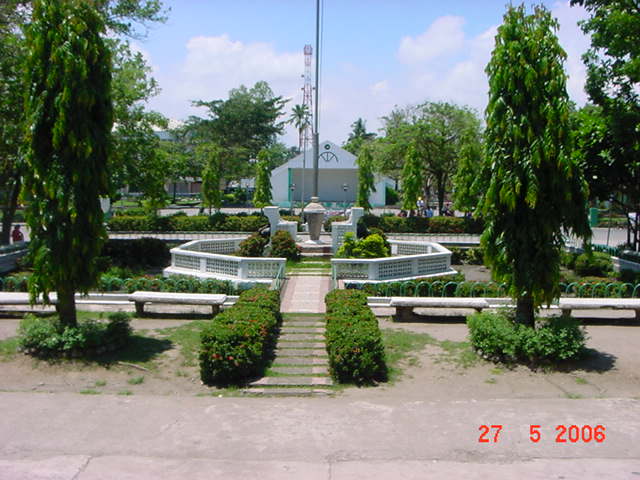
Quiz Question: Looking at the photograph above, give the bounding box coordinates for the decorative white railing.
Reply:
[331,241,454,283]
[164,238,285,282]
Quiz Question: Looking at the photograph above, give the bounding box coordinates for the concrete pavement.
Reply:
[0,392,638,479]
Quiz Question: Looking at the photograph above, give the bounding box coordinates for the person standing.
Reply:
[11,225,24,243]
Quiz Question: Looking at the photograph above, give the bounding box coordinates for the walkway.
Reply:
[280,275,331,314]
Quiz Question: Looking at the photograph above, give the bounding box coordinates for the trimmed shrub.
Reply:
[269,230,301,261]
[575,252,613,277]
[335,232,390,259]
[427,216,465,233]
[236,233,268,257]
[18,313,132,358]
[101,238,169,269]
[199,287,281,385]
[324,289,387,384]
[467,311,587,364]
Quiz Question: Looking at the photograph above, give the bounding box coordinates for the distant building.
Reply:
[270,141,388,207]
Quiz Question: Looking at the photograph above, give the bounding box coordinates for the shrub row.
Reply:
[100,238,170,269]
[18,312,132,358]
[467,312,587,364]
[333,214,484,234]
[324,289,387,385]
[108,213,268,232]
[0,273,239,295]
[199,288,281,386]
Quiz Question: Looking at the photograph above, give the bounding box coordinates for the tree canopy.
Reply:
[23,0,113,327]
[480,4,591,327]
[570,0,640,250]
[343,118,376,155]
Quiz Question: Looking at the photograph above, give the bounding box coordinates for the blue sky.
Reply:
[137,1,591,146]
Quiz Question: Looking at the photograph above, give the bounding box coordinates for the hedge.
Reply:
[107,213,268,232]
[324,289,387,384]
[199,288,281,385]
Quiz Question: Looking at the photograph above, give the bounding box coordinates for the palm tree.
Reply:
[289,104,311,150]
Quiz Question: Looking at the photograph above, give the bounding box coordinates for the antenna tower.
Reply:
[301,44,313,148]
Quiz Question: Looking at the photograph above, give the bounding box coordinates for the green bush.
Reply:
[463,247,485,265]
[18,313,132,358]
[199,287,280,385]
[575,252,613,277]
[269,230,301,261]
[101,238,170,269]
[236,233,268,257]
[324,215,347,232]
[467,312,586,364]
[335,232,390,259]
[427,216,465,233]
[560,251,579,270]
[107,213,268,232]
[324,289,387,384]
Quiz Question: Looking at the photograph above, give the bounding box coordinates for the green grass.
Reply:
[80,389,100,395]
[565,392,583,399]
[382,329,438,382]
[0,337,19,360]
[118,390,133,396]
[94,380,107,387]
[156,319,209,367]
[127,376,145,385]
[436,340,479,368]
[485,377,497,384]
[574,376,588,385]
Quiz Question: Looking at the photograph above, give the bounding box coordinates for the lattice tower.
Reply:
[301,44,313,149]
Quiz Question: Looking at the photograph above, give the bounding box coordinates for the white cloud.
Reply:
[398,16,466,65]
[370,80,390,96]
[148,34,303,130]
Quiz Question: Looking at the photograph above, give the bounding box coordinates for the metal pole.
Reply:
[312,0,320,199]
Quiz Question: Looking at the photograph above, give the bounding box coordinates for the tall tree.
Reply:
[401,143,422,214]
[343,118,376,155]
[289,103,310,151]
[199,143,222,214]
[452,142,484,213]
[356,145,376,211]
[188,81,288,184]
[480,4,591,327]
[252,149,273,209]
[23,0,113,327]
[570,0,640,250]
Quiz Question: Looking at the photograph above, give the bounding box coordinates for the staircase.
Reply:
[244,313,333,396]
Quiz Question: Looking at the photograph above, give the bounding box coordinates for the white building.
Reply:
[270,141,387,207]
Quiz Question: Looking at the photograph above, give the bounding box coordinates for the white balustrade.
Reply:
[331,241,455,283]
[163,237,285,284]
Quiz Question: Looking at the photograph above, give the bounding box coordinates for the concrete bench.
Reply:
[388,296,640,322]
[128,291,227,316]
[557,298,640,320]
[390,296,490,322]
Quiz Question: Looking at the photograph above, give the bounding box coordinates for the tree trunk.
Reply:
[437,179,446,214]
[0,177,21,245]
[56,286,77,328]
[515,295,535,328]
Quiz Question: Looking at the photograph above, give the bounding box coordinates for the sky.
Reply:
[136,1,591,147]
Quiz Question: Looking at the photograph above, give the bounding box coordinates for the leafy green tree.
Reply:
[0,2,27,244]
[452,142,484,213]
[356,145,376,211]
[23,0,113,327]
[343,118,376,155]
[199,143,222,214]
[188,81,288,184]
[252,150,273,208]
[480,5,591,327]
[401,143,422,214]
[570,0,640,250]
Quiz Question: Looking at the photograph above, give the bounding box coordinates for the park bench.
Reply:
[128,291,227,315]
[389,297,490,321]
[387,296,640,321]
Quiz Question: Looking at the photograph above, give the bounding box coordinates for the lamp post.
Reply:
[342,183,348,215]
[303,0,325,243]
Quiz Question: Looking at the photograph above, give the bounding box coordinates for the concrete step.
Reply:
[272,357,328,366]
[270,366,330,376]
[281,322,325,328]
[279,334,324,342]
[276,341,325,349]
[250,376,333,387]
[279,327,325,334]
[275,348,327,357]
[243,387,333,397]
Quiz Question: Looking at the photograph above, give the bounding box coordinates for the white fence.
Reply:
[331,241,455,283]
[163,238,285,285]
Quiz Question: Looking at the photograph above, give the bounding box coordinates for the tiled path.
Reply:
[280,275,331,314]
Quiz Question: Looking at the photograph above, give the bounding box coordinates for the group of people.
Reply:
[397,199,455,218]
